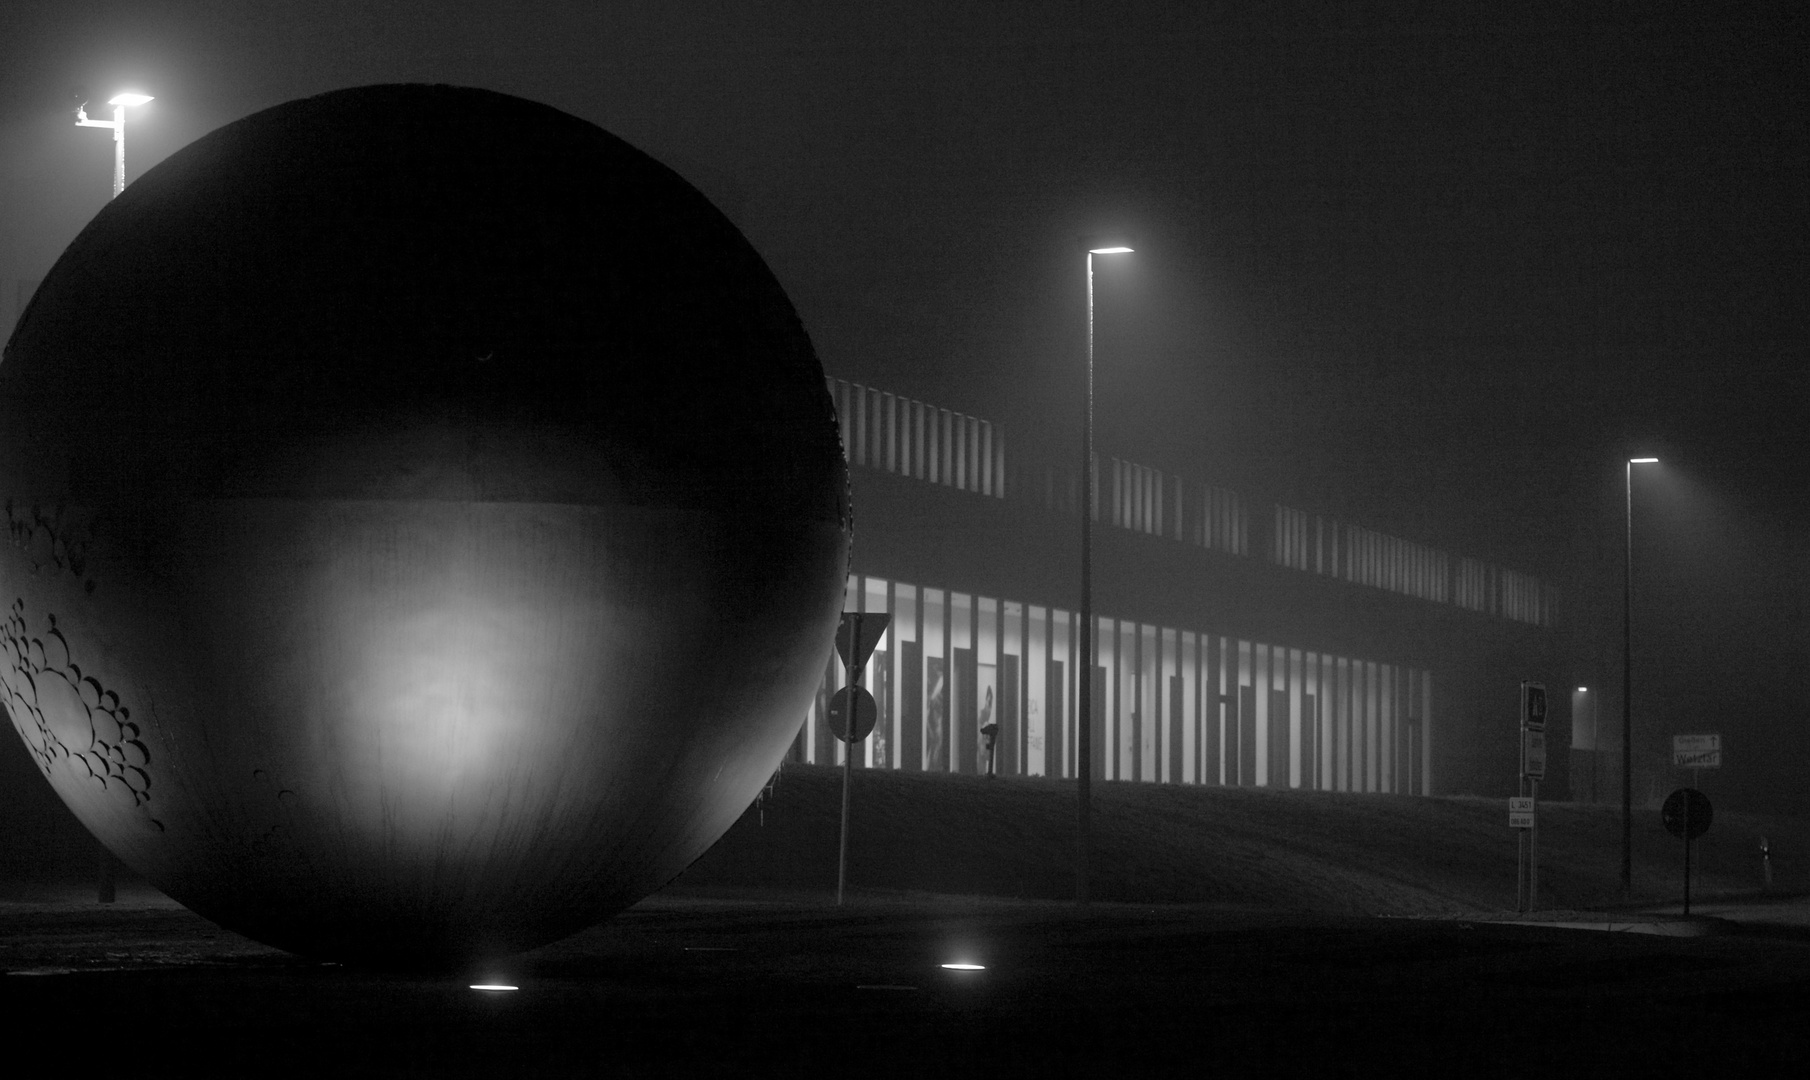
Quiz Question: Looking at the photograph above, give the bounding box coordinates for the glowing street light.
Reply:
[1622,456,1659,897]
[1078,238,1132,906]
[75,91,154,198]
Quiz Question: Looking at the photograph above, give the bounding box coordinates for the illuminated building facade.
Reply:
[795,378,1567,798]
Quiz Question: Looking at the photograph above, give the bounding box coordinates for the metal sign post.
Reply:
[1667,738,1721,915]
[832,612,890,906]
[1510,794,1534,911]
[1517,682,1546,913]
[1516,772,1529,913]
[1661,788,1712,915]
[839,635,855,908]
[1516,782,1526,913]
[1530,777,1540,911]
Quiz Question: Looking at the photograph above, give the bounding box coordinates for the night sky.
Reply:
[1,2,1804,801]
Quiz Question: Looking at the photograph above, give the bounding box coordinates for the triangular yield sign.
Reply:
[834,612,892,669]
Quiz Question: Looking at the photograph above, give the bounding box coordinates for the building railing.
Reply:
[827,377,1004,497]
[829,376,1552,627]
[1024,456,1249,557]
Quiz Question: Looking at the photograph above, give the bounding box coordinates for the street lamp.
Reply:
[1078,239,1132,905]
[72,88,152,904]
[1622,456,1658,898]
[76,91,154,198]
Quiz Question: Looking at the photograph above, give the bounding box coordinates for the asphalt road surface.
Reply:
[5,886,1810,1076]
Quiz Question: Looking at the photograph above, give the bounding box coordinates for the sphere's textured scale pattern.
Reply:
[0,85,849,968]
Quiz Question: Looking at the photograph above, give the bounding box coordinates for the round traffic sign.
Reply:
[1662,788,1713,840]
[827,686,877,743]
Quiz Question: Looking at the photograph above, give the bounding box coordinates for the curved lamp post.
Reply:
[1078,240,1132,905]
[70,89,152,902]
[76,92,154,198]
[1622,456,1658,897]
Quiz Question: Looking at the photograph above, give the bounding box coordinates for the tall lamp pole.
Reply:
[71,88,153,905]
[76,92,154,198]
[1622,456,1658,898]
[1078,241,1131,905]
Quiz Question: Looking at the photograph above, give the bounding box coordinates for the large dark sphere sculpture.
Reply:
[0,85,848,969]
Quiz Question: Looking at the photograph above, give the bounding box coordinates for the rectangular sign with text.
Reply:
[1509,797,1535,829]
[1521,730,1546,779]
[1673,734,1722,768]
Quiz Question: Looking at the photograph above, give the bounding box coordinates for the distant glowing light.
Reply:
[1630,457,1659,464]
[1578,687,1589,692]
[109,93,154,107]
[940,962,986,971]
[469,984,518,992]
[1088,246,1134,254]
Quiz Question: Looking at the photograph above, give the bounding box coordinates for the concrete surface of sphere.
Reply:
[0,85,849,969]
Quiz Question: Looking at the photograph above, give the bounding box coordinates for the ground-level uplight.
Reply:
[940,962,986,971]
[469,983,519,992]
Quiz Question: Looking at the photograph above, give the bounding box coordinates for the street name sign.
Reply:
[1673,734,1722,768]
[1509,797,1535,829]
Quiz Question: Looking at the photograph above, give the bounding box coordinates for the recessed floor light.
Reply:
[940,963,986,971]
[469,984,519,991]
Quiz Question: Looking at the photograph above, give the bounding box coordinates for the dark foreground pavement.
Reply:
[6,885,1810,1077]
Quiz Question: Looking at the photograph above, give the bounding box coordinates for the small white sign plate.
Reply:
[1673,734,1721,768]
[1509,796,1535,829]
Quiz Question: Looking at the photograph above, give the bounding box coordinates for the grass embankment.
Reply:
[671,765,1810,917]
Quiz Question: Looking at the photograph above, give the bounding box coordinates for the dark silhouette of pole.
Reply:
[1682,795,1693,916]
[838,633,856,906]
